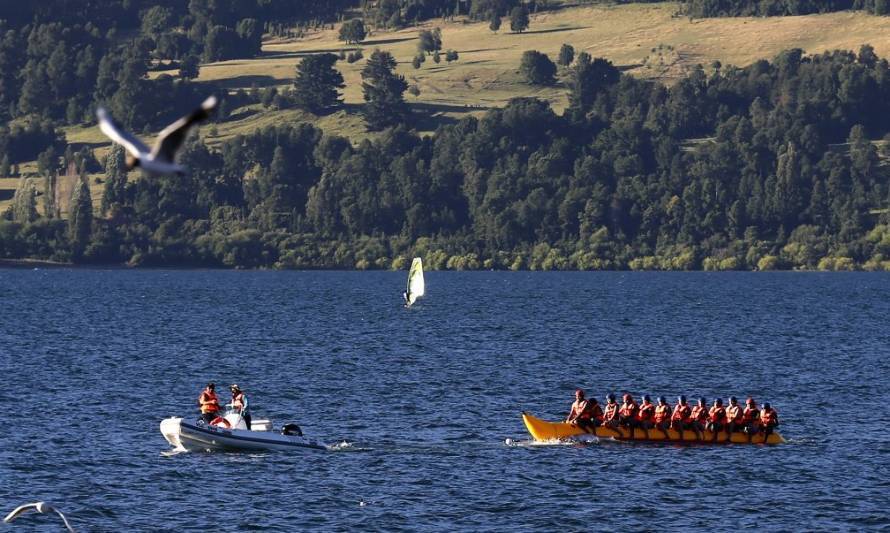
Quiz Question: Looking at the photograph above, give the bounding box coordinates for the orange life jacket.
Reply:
[761,407,778,427]
[741,406,759,424]
[654,404,672,424]
[637,402,654,422]
[709,405,726,423]
[199,390,220,414]
[726,404,742,423]
[588,403,604,422]
[603,402,619,421]
[672,403,691,422]
[691,405,708,422]
[619,401,638,418]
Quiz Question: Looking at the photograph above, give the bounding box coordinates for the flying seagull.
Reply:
[97,95,218,175]
[4,501,75,532]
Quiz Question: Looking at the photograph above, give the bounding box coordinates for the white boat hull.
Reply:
[161,417,327,452]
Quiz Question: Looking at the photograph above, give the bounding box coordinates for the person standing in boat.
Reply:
[198,382,221,424]
[230,384,251,430]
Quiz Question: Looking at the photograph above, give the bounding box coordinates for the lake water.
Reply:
[1,270,888,530]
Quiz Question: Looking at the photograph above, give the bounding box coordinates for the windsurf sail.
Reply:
[405,257,425,306]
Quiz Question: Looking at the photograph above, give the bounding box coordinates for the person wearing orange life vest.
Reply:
[653,396,672,438]
[760,402,779,439]
[670,395,692,441]
[689,397,708,441]
[230,384,251,430]
[566,389,597,433]
[602,394,620,429]
[740,397,760,443]
[198,382,221,424]
[619,393,640,438]
[725,396,743,441]
[636,395,655,439]
[707,398,726,442]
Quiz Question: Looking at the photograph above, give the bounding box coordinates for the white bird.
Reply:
[4,501,75,532]
[97,95,218,175]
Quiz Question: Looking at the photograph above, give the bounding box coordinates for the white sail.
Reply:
[406,257,425,306]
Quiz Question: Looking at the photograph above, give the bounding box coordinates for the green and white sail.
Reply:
[405,257,425,306]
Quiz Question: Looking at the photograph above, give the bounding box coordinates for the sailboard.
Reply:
[404,257,425,307]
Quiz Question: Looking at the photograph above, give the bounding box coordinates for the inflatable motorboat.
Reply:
[161,409,327,452]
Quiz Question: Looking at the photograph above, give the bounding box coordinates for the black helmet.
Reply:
[658,396,667,404]
[206,382,215,389]
[715,398,723,406]
[729,396,737,403]
[607,393,616,402]
[698,397,706,405]
[678,395,687,403]
[642,394,651,402]
[763,402,771,409]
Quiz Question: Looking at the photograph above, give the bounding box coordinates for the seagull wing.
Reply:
[97,107,150,158]
[151,95,218,163]
[4,502,39,523]
[50,507,75,533]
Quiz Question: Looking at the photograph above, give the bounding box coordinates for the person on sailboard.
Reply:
[566,389,597,432]
[198,382,221,424]
[230,384,251,430]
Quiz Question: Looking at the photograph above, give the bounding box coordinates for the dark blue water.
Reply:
[1,270,888,531]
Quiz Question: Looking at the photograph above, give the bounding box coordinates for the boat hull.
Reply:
[522,412,785,444]
[161,417,327,452]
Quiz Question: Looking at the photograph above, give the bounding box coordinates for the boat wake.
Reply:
[504,436,601,447]
[327,441,371,452]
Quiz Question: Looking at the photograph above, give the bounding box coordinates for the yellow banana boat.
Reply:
[522,412,785,444]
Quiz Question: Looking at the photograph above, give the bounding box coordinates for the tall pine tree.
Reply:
[361,49,408,131]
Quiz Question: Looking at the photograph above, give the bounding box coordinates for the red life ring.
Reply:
[211,416,231,428]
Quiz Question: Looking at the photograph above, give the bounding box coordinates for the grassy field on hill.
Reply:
[5,1,890,213]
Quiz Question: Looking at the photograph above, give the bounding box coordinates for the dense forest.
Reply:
[681,0,890,17]
[2,2,890,270]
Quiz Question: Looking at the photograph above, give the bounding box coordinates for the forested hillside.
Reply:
[2,2,890,270]
[681,0,890,17]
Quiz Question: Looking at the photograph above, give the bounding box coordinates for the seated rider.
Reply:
[690,397,708,440]
[707,398,726,442]
[566,389,597,433]
[740,397,760,443]
[198,382,220,424]
[653,396,672,438]
[725,396,743,441]
[670,395,692,441]
[602,394,620,429]
[230,384,251,430]
[619,394,639,437]
[636,395,655,439]
[760,402,779,437]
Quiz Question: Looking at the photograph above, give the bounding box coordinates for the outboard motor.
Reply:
[281,423,303,437]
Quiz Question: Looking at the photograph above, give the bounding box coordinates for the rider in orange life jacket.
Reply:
[230,384,251,430]
[619,393,640,438]
[602,394,620,428]
[707,398,726,441]
[760,402,779,436]
[725,396,743,440]
[740,397,761,442]
[653,396,672,437]
[198,382,221,424]
[689,396,708,440]
[636,395,655,439]
[566,389,598,432]
[670,395,692,440]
